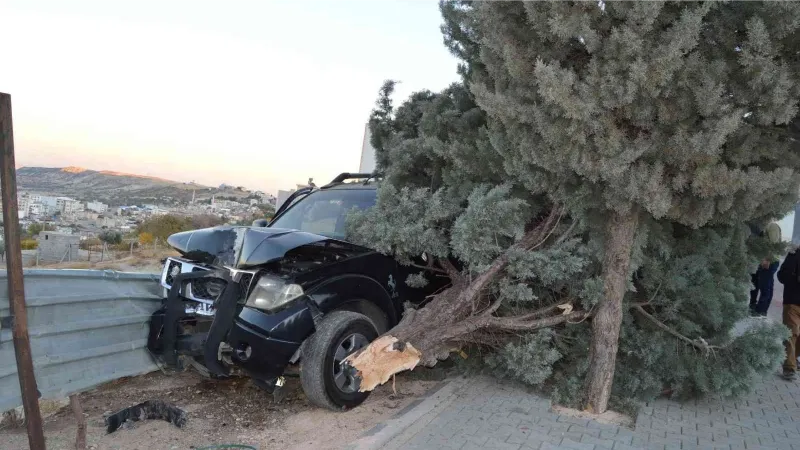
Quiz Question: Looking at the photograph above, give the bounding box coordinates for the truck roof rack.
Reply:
[322,172,382,188]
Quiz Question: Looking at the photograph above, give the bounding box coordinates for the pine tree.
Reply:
[453,0,800,413]
[345,1,800,413]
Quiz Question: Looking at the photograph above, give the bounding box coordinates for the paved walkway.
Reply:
[368,366,800,450]
[355,308,799,449]
[348,274,798,450]
[385,371,800,450]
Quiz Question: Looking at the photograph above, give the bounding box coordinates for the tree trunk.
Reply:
[582,209,639,414]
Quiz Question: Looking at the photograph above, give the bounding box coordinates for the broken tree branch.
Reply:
[482,297,504,316]
[458,206,564,305]
[407,262,449,276]
[632,305,720,352]
[510,303,565,322]
[554,220,578,246]
[437,258,462,281]
[437,308,590,347]
[484,310,591,331]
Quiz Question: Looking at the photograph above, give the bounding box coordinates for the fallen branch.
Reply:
[632,305,720,353]
[407,262,449,275]
[438,258,462,281]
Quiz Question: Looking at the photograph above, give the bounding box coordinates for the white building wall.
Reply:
[18,198,28,219]
[276,189,295,211]
[86,201,108,213]
[792,203,800,245]
[359,122,376,173]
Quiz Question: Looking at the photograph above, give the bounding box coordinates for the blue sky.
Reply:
[0,0,460,193]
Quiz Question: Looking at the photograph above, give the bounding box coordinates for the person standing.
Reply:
[750,221,783,316]
[777,246,800,380]
[752,257,780,316]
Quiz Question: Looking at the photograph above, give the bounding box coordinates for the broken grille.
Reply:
[164,260,182,286]
[189,278,226,301]
[239,273,254,297]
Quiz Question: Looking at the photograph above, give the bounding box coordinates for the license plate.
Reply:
[185,301,215,316]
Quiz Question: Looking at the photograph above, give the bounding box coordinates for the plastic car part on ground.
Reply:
[104,399,187,433]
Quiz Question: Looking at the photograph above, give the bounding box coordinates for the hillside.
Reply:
[16,166,218,206]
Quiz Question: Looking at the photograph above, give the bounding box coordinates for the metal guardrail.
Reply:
[0,269,162,413]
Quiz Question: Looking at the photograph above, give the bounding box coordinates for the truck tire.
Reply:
[300,311,378,410]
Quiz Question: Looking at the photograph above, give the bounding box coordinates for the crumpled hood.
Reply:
[166,226,331,269]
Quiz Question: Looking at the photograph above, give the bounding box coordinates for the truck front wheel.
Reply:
[300,311,378,410]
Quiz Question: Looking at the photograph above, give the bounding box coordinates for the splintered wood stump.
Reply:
[345,336,421,392]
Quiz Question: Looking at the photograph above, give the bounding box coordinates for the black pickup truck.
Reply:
[146,173,444,410]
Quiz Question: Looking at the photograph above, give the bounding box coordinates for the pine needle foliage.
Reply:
[348,1,800,408]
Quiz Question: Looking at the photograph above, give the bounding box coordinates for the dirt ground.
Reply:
[0,368,443,450]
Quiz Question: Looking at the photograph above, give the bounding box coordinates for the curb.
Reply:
[344,376,469,450]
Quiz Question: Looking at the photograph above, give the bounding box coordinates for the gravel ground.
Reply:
[0,368,441,450]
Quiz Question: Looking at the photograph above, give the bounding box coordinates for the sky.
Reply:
[0,0,461,194]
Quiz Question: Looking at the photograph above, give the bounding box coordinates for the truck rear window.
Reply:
[269,189,376,240]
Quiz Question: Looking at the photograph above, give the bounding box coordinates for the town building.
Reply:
[359,122,377,173]
[36,231,80,263]
[86,201,108,213]
[276,183,313,211]
[57,197,84,215]
[18,195,30,219]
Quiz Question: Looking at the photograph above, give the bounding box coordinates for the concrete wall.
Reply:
[36,232,80,263]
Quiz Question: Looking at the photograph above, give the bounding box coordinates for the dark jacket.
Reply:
[778,251,800,305]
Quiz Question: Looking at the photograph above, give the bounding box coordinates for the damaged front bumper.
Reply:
[147,263,317,392]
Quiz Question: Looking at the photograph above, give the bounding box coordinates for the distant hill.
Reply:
[16,166,217,206]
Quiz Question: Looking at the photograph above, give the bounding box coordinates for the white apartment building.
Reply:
[86,201,108,213]
[57,197,84,215]
[18,196,29,219]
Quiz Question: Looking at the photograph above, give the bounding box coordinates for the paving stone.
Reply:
[476,437,522,450]
[558,438,596,450]
[610,444,641,450]
[557,415,592,426]
[577,433,616,449]
[507,428,550,445]
[567,425,601,438]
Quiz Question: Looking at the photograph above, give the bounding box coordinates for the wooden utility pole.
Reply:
[69,394,86,449]
[0,93,46,449]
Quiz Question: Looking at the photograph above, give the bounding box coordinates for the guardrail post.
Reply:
[0,93,46,449]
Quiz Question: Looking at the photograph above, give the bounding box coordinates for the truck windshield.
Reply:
[269,188,376,240]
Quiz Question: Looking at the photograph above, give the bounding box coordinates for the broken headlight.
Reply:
[244,275,304,311]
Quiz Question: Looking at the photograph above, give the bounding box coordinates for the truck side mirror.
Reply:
[252,219,269,227]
